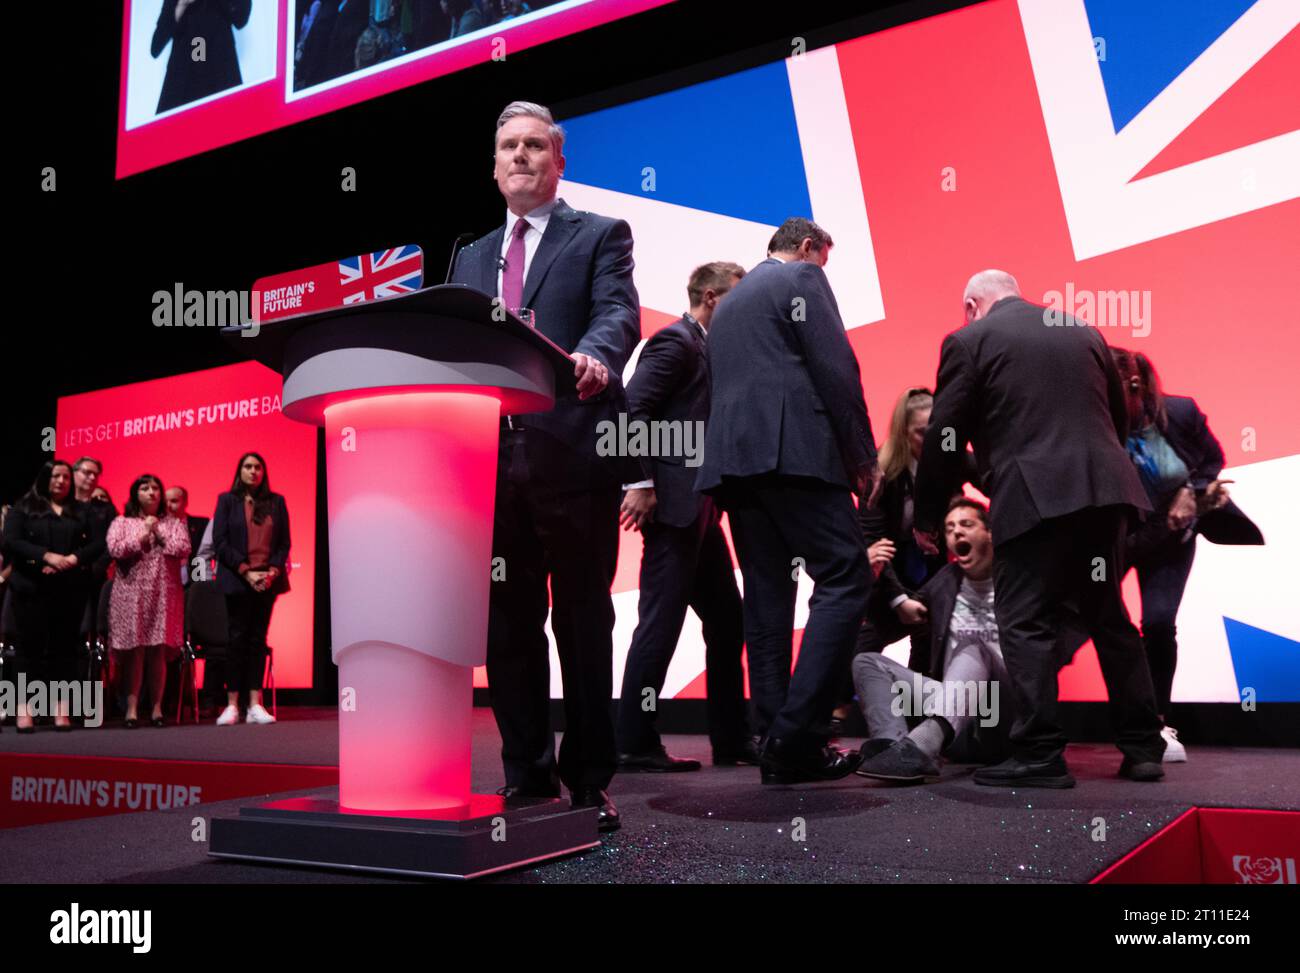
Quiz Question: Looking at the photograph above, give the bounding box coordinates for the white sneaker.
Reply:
[215,705,240,726]
[1161,725,1187,762]
[245,704,276,725]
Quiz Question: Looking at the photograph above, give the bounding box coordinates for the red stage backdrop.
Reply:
[556,0,1300,703]
[56,361,318,689]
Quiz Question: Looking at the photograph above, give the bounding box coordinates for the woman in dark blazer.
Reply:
[1112,349,1262,762]
[211,452,290,726]
[1,460,106,731]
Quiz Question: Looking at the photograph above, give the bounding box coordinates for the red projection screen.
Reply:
[115,0,674,178]
[55,361,319,688]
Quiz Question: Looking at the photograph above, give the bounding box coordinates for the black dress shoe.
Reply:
[123,718,139,729]
[855,738,941,783]
[857,737,897,762]
[617,747,701,772]
[496,783,561,803]
[16,724,36,735]
[760,737,858,784]
[973,755,1075,789]
[570,788,620,832]
[713,738,763,767]
[1118,758,1164,782]
[151,717,166,728]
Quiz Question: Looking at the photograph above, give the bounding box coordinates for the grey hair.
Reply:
[963,269,1020,303]
[495,101,565,157]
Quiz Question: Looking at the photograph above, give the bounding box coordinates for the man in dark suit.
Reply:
[915,270,1165,787]
[697,218,882,785]
[615,261,756,772]
[166,486,210,589]
[449,101,640,830]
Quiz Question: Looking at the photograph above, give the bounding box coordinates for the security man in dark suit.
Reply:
[449,101,640,831]
[697,218,882,785]
[615,261,756,772]
[915,270,1165,788]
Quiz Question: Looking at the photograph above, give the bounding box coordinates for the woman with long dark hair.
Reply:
[1111,348,1263,762]
[211,452,291,725]
[106,474,191,728]
[1,460,106,731]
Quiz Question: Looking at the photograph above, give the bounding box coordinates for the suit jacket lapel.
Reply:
[521,199,580,308]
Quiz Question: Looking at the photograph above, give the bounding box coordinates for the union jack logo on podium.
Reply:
[339,245,424,304]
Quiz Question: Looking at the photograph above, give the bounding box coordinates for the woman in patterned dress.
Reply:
[107,474,191,728]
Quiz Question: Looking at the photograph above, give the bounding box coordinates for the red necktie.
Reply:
[501,217,529,311]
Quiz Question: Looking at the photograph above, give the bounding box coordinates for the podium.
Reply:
[208,285,602,879]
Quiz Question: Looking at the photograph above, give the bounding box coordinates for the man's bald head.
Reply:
[962,269,1020,323]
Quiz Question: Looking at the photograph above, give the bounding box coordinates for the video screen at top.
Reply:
[116,0,674,178]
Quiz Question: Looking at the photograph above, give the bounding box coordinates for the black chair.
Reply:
[181,581,228,724]
[263,643,276,719]
[87,579,113,689]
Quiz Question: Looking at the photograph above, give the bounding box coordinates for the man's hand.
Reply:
[43,552,73,571]
[895,597,929,626]
[619,487,656,532]
[572,353,609,400]
[913,527,940,557]
[1167,486,1197,531]
[867,538,895,579]
[1198,479,1233,514]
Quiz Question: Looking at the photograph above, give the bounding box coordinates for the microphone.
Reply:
[444,232,475,285]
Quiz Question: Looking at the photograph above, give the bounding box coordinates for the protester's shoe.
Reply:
[570,788,620,832]
[54,722,74,732]
[1160,725,1187,763]
[760,737,858,784]
[855,738,941,783]
[617,747,701,772]
[215,705,241,726]
[16,725,36,735]
[1118,758,1165,782]
[123,718,139,729]
[151,717,166,728]
[713,738,763,767]
[245,704,276,725]
[857,737,897,763]
[974,755,1076,789]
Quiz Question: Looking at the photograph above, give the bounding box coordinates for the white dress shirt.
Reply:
[496,197,558,300]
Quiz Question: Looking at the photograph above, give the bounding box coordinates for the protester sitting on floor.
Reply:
[853,497,1085,783]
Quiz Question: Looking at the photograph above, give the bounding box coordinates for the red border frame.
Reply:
[116,0,674,179]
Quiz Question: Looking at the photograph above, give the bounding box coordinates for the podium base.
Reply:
[209,792,600,880]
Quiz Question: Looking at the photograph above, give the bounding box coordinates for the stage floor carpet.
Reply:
[2,708,1296,883]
